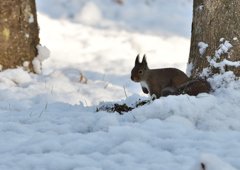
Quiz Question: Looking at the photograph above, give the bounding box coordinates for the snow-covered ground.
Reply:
[0,0,240,169]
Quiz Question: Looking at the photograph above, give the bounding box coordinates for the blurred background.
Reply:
[36,0,193,38]
[34,0,193,90]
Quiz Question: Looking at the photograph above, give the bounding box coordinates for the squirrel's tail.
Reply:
[177,79,211,96]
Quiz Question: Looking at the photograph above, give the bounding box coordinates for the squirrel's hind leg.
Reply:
[161,87,177,97]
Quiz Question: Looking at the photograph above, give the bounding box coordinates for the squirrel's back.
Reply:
[149,68,189,88]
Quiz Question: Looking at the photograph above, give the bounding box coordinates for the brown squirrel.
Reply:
[131,54,210,98]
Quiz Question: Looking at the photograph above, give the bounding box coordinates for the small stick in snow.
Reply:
[201,163,205,170]
[61,69,88,84]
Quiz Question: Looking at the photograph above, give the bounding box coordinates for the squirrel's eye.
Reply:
[138,70,143,74]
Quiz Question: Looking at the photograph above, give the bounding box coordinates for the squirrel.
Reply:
[131,54,210,98]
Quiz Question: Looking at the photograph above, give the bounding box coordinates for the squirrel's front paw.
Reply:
[142,87,149,94]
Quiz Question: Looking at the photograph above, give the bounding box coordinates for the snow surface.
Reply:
[1,0,240,169]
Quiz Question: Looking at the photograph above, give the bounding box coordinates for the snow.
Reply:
[191,153,238,170]
[32,45,51,74]
[200,40,235,76]
[0,68,32,86]
[186,62,193,77]
[198,5,204,10]
[1,0,240,169]
[36,0,192,38]
[233,37,238,41]
[23,61,30,68]
[215,40,233,59]
[29,14,34,23]
[32,57,42,74]
[36,45,50,62]
[25,33,29,38]
[74,2,102,24]
[200,67,211,78]
[198,42,208,56]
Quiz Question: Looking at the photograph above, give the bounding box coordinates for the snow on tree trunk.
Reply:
[0,0,39,72]
[188,0,240,78]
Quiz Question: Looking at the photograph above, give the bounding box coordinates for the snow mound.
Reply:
[0,69,32,86]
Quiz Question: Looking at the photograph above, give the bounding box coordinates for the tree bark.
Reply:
[188,0,240,78]
[0,0,39,72]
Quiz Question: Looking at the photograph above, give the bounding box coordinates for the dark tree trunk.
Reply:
[188,0,240,78]
[0,0,39,72]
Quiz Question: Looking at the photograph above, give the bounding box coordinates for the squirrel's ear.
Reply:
[135,54,140,65]
[142,54,148,68]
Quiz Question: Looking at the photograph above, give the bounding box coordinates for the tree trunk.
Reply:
[188,0,240,78]
[0,0,39,72]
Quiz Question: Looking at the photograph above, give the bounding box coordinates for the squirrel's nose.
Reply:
[131,76,134,81]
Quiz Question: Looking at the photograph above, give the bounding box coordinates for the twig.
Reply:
[130,112,136,119]
[104,83,109,89]
[39,103,48,118]
[123,85,127,98]
[29,111,33,117]
[61,69,87,84]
